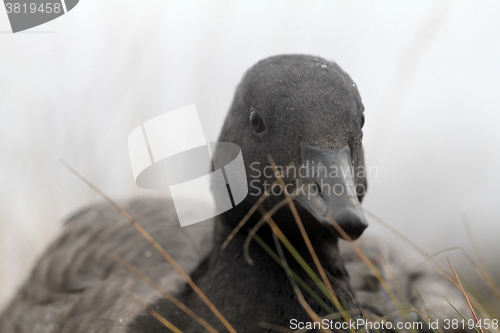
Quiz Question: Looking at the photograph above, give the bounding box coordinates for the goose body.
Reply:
[340,237,474,332]
[0,54,470,332]
[0,198,214,332]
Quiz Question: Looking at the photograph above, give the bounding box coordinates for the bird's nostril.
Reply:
[311,181,323,197]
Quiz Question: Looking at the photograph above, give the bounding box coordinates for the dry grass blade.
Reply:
[272,230,330,333]
[379,254,416,330]
[266,156,341,315]
[447,258,484,333]
[60,159,237,333]
[381,308,418,322]
[356,262,391,317]
[363,207,460,285]
[371,0,451,163]
[255,205,345,315]
[362,207,497,327]
[221,179,278,250]
[462,213,500,299]
[249,230,334,313]
[124,291,183,333]
[323,213,405,315]
[112,255,219,333]
[427,246,467,261]
[244,197,289,265]
[381,255,408,307]
[298,190,406,317]
[260,207,333,333]
[409,304,438,333]
[445,298,481,333]
[363,208,461,283]
[457,275,499,323]
[427,245,500,303]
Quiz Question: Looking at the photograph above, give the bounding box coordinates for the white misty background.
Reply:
[0,0,499,311]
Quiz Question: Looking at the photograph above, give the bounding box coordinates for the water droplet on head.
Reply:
[145,251,152,258]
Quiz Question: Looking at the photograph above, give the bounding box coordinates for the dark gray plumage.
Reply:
[0,54,470,333]
[0,198,214,332]
[129,54,368,332]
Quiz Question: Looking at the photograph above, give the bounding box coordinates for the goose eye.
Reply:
[360,114,365,128]
[250,110,266,133]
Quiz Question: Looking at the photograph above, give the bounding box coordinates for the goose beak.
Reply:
[293,143,368,240]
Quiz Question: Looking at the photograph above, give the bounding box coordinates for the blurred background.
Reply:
[1,0,499,312]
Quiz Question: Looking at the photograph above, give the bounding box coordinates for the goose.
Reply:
[0,54,466,332]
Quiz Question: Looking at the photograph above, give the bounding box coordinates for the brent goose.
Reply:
[0,54,468,333]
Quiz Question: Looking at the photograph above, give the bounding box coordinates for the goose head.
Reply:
[213,54,368,241]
